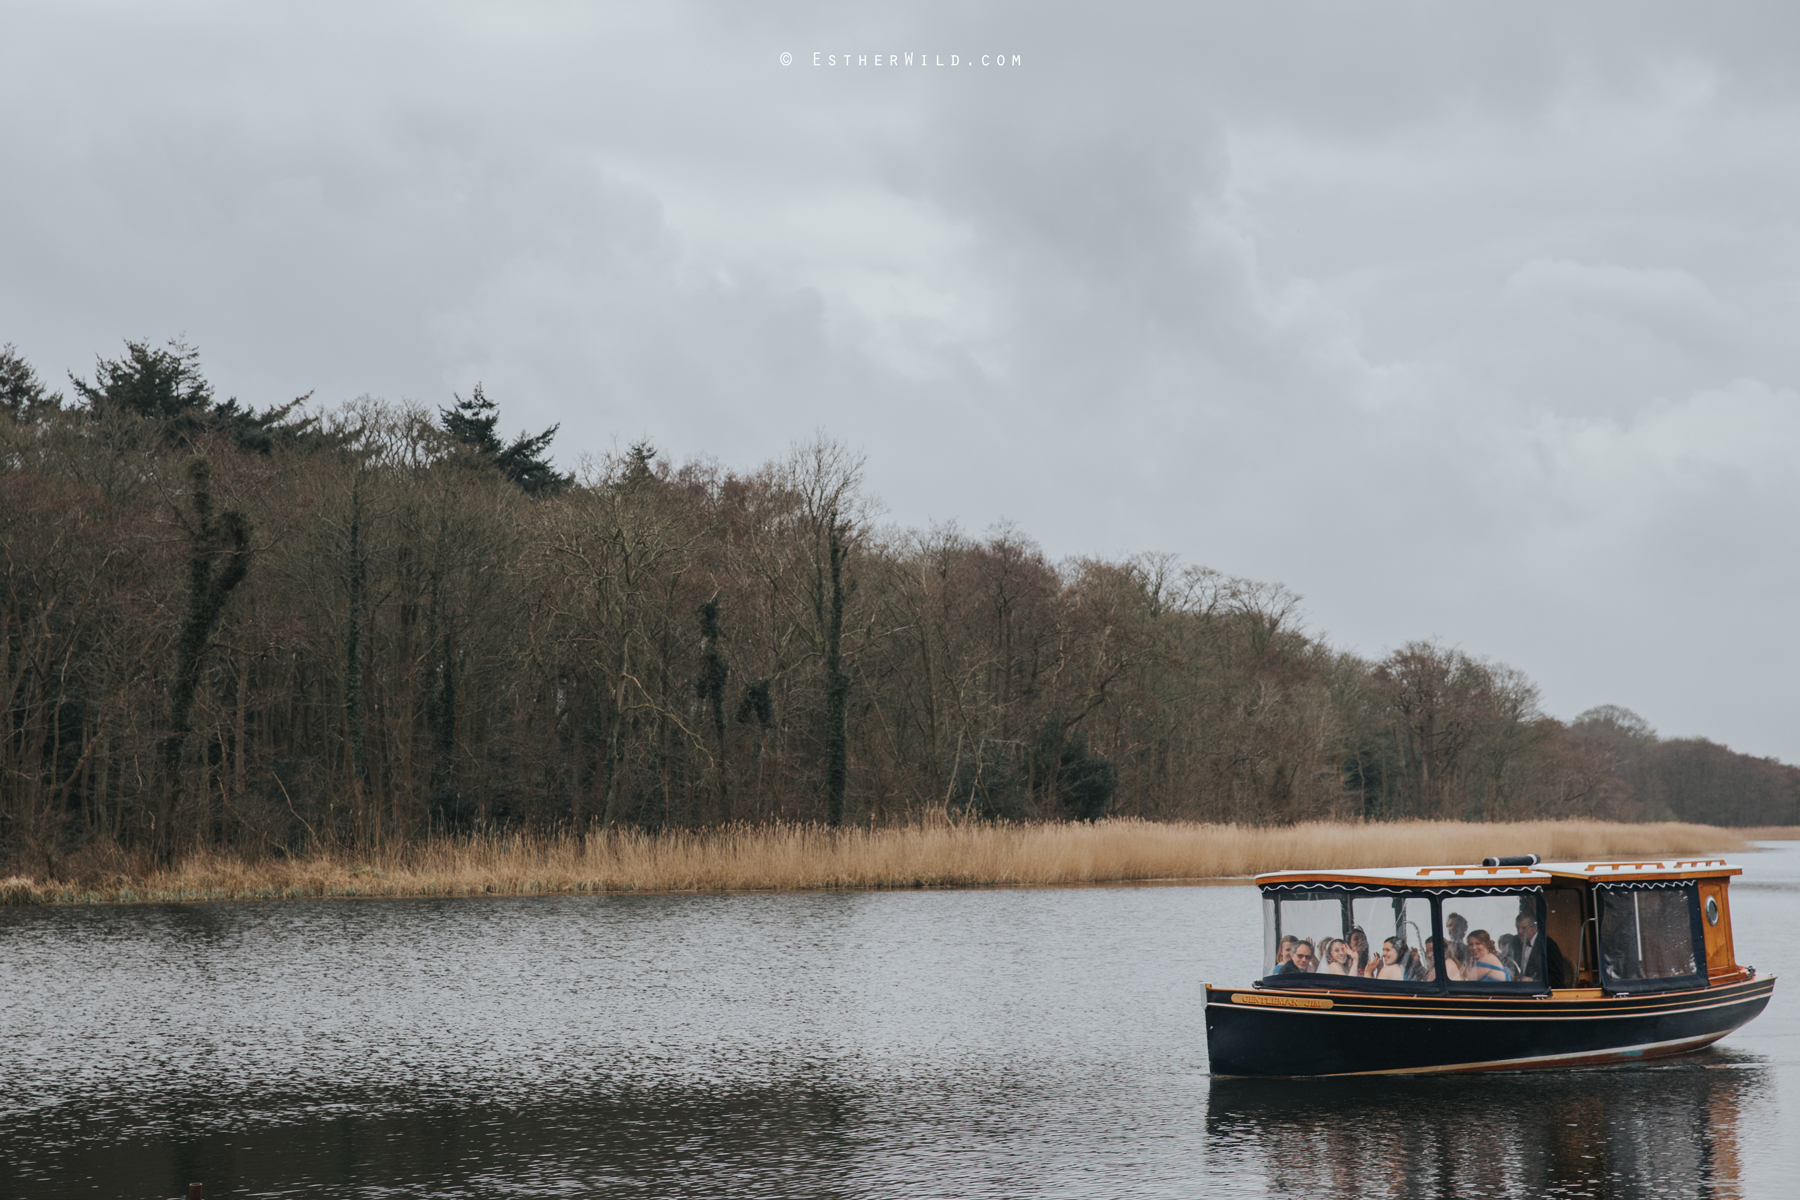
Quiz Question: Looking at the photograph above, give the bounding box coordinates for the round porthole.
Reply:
[1705,896,1721,926]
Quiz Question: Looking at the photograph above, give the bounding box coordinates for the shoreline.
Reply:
[8,874,1267,907]
[5,819,1791,908]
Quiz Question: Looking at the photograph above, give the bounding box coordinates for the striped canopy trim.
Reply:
[1591,878,1697,893]
[1262,883,1542,899]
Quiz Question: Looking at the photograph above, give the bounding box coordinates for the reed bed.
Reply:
[0,818,1770,906]
[1731,826,1800,841]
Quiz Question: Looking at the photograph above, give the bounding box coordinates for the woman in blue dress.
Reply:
[1466,930,1512,982]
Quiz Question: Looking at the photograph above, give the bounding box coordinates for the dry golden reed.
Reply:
[2,818,1781,906]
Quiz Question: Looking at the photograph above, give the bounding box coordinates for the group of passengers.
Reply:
[1411,912,1521,982]
[1272,909,1550,984]
[1271,928,1422,981]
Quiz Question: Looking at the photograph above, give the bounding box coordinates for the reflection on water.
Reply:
[1,845,1794,1198]
[5,1080,864,1199]
[1207,1061,1767,1200]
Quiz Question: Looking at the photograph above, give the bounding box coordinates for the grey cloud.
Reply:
[4,0,1800,761]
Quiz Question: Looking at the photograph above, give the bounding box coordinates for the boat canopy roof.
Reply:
[1256,864,1551,889]
[1255,857,1740,890]
[1539,857,1740,882]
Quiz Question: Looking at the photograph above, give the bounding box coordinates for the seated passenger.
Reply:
[1466,931,1512,982]
[1498,933,1525,981]
[1320,937,1356,976]
[1445,912,1469,951]
[1347,927,1373,976]
[1273,935,1298,973]
[1443,941,1471,981]
[1277,939,1318,974]
[1375,937,1410,980]
[1515,911,1570,986]
[1419,936,1450,981]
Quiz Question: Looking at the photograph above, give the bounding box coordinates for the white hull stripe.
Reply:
[1330,1030,1730,1076]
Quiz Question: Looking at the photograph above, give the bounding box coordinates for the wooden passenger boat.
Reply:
[1204,854,1775,1077]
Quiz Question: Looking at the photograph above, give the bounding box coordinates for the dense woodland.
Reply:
[3,340,1796,872]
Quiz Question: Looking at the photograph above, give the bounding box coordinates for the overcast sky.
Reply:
[4,1,1799,760]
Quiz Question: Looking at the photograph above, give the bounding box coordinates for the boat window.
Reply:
[1349,893,1435,981]
[1263,892,1342,977]
[1261,890,1437,984]
[1439,890,1544,988]
[1598,885,1702,992]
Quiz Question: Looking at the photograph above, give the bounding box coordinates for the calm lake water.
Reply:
[3,844,1796,1199]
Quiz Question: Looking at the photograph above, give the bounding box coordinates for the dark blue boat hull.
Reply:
[1203,973,1775,1077]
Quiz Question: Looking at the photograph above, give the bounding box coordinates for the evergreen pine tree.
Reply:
[68,338,315,452]
[440,383,571,496]
[0,343,62,420]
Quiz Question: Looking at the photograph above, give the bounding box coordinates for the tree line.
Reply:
[3,340,1795,871]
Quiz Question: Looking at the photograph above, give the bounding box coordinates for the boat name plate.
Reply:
[1229,993,1334,1010]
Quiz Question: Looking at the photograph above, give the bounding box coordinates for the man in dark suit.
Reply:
[1517,911,1572,987]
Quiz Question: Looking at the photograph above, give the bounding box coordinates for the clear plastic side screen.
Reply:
[1266,891,1438,979]
[1262,894,1278,976]
[1438,890,1542,985]
[1400,895,1435,981]
[1265,892,1342,977]
[1347,894,1435,980]
[1599,888,1699,982]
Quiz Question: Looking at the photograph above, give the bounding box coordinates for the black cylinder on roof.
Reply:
[1481,854,1541,867]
